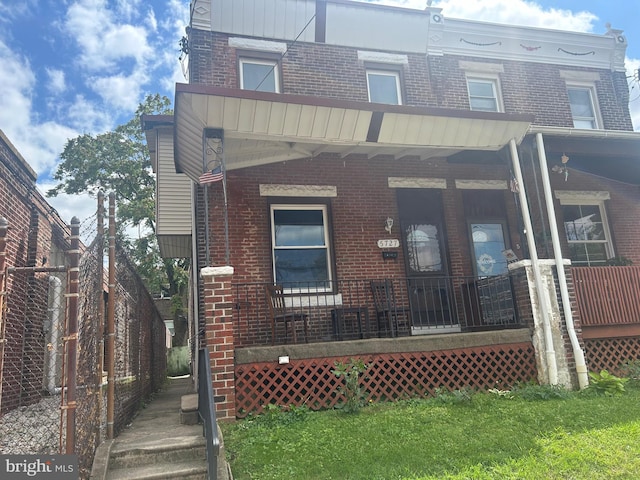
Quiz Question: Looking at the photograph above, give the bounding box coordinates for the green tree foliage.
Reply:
[48,94,188,297]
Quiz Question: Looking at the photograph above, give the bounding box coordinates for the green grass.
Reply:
[221,384,640,480]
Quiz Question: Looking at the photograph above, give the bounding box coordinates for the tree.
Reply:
[48,94,188,297]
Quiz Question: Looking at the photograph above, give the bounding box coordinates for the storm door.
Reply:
[397,189,453,329]
[462,190,517,327]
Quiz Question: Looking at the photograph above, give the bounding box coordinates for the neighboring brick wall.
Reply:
[0,131,71,413]
[188,30,634,131]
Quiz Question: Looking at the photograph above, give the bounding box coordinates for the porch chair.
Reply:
[265,284,309,345]
[370,280,411,337]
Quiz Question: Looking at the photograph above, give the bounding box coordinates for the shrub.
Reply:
[333,358,369,413]
[588,370,628,396]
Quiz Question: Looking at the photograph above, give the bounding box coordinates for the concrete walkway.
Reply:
[90,376,219,480]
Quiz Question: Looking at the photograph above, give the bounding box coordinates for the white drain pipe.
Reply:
[534,133,589,389]
[46,276,64,394]
[510,139,559,385]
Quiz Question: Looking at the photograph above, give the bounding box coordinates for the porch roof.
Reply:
[174,83,533,182]
[530,126,640,185]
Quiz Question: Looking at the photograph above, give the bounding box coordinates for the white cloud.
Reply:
[91,72,149,111]
[66,94,114,133]
[46,68,66,94]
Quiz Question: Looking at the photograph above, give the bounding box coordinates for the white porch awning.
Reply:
[174,83,533,182]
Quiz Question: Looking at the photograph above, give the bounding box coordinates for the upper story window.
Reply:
[239,57,280,92]
[466,77,502,112]
[366,69,402,105]
[561,201,613,266]
[567,86,599,129]
[270,204,333,291]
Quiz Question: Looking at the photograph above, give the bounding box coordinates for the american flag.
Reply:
[198,166,224,185]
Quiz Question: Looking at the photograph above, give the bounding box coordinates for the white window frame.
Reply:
[366,69,402,105]
[239,57,280,93]
[270,204,333,292]
[566,84,601,129]
[559,198,614,266]
[466,75,503,112]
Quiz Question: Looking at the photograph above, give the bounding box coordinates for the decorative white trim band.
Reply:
[388,177,447,189]
[458,60,504,73]
[554,190,610,202]
[455,179,508,190]
[229,37,287,54]
[358,50,409,65]
[559,70,601,82]
[259,184,337,197]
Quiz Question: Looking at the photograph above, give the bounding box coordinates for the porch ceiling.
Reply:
[174,83,533,182]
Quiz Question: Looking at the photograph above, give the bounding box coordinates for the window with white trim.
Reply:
[466,77,502,112]
[567,85,599,129]
[366,69,402,105]
[561,201,613,266]
[239,57,280,92]
[270,205,332,290]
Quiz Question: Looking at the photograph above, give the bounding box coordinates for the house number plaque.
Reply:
[377,239,400,248]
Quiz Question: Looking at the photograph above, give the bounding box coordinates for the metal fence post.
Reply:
[0,217,8,411]
[107,193,116,439]
[65,217,80,454]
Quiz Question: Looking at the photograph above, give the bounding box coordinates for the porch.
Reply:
[232,274,523,348]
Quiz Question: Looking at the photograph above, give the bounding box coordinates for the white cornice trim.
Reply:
[455,179,508,190]
[229,37,287,54]
[388,177,447,189]
[259,184,337,197]
[555,190,610,202]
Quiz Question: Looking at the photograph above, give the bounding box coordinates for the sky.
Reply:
[0,0,638,232]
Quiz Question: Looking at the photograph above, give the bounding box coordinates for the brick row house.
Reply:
[143,0,640,420]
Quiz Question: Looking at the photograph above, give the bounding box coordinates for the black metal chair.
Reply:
[370,280,411,337]
[265,284,309,344]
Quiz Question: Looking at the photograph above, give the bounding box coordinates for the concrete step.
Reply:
[180,394,199,425]
[106,461,208,480]
[109,435,206,470]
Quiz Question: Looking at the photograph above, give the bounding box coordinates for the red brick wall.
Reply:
[0,133,71,412]
[188,30,633,131]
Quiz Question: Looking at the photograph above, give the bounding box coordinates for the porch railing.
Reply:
[198,348,219,480]
[233,274,521,347]
[573,266,640,327]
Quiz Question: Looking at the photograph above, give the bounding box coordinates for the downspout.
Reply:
[534,133,589,389]
[509,138,559,385]
[46,276,63,395]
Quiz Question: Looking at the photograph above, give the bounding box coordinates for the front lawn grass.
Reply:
[221,384,640,479]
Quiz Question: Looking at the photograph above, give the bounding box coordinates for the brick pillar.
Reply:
[201,266,236,421]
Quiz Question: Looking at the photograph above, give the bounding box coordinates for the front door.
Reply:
[397,189,453,329]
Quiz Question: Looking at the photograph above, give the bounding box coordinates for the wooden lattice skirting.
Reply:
[235,342,536,417]
[584,336,640,376]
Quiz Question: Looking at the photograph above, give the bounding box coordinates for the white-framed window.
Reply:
[560,200,613,266]
[239,57,280,92]
[366,69,402,105]
[567,85,600,129]
[270,204,333,290]
[466,77,502,112]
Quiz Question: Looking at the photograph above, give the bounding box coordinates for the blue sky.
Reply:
[0,0,638,227]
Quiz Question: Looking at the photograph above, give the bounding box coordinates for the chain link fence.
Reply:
[0,196,168,479]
